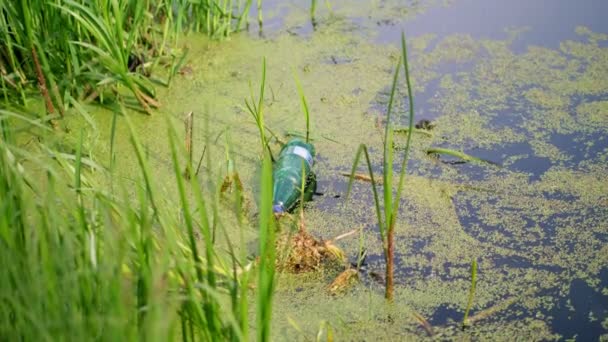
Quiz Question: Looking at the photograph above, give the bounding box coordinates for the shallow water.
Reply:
[78,0,608,339]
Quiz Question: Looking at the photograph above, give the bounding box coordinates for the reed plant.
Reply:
[346,32,414,301]
[1,0,249,116]
[235,0,253,31]
[462,259,478,329]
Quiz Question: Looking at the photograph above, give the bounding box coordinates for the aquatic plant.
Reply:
[235,0,253,31]
[257,0,263,28]
[346,32,414,301]
[293,70,311,143]
[310,0,333,25]
[462,259,478,329]
[310,0,317,24]
[244,57,274,159]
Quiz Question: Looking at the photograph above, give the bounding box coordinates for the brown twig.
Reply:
[466,296,518,325]
[327,229,358,243]
[138,90,161,108]
[134,90,152,114]
[411,311,434,337]
[340,172,384,184]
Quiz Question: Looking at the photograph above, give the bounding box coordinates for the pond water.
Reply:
[80,0,608,339]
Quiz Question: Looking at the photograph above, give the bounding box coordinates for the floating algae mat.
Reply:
[69,0,607,339]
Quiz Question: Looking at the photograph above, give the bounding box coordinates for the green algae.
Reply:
[46,2,608,338]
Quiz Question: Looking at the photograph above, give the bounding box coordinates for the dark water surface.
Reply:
[69,0,606,339]
[375,0,608,48]
[231,0,608,339]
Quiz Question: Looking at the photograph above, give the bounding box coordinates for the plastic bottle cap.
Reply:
[273,204,285,214]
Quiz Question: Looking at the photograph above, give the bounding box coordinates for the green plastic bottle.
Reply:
[272,138,317,214]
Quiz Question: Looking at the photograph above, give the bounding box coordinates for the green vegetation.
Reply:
[257,149,276,342]
[462,259,478,329]
[426,147,499,166]
[293,69,311,143]
[243,58,271,157]
[2,0,608,340]
[0,0,252,115]
[346,32,415,301]
[0,105,277,340]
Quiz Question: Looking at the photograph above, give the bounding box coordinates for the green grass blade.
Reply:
[258,57,266,124]
[257,149,275,342]
[462,259,478,328]
[392,32,416,223]
[346,144,385,243]
[382,57,401,230]
[292,69,311,143]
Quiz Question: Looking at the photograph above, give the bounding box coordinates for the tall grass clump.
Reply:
[346,32,414,301]
[0,0,250,116]
[0,107,275,340]
[244,57,275,159]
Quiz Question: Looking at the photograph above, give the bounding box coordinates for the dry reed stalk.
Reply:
[31,46,55,117]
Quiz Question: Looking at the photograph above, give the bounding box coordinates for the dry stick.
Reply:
[411,311,434,337]
[329,229,358,243]
[183,111,194,180]
[342,172,506,197]
[462,286,538,327]
[466,296,518,325]
[139,90,161,108]
[340,172,384,184]
[134,90,153,115]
